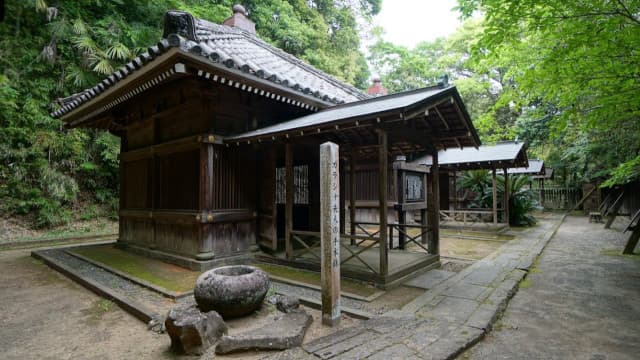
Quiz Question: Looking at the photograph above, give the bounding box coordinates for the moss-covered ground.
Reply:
[70,245,199,293]
[70,245,378,297]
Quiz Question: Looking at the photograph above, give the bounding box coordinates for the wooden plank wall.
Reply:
[116,77,310,260]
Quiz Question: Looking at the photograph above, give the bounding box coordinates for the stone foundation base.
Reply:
[116,240,258,271]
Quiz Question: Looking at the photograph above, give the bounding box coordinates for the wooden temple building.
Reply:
[51,6,480,286]
[414,142,529,227]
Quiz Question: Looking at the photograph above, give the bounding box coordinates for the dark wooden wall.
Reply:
[117,76,310,261]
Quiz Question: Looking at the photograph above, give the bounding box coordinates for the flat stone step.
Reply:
[403,269,456,290]
[216,309,312,354]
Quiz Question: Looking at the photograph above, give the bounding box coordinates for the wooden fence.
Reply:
[536,187,582,210]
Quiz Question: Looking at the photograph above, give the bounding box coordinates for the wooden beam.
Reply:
[568,186,597,213]
[623,227,640,254]
[503,167,510,225]
[378,130,389,276]
[429,150,440,255]
[434,106,450,130]
[285,143,294,260]
[623,209,640,254]
[604,191,625,229]
[492,168,498,225]
[349,152,357,245]
[453,171,458,211]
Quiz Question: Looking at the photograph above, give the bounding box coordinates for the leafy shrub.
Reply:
[457,170,537,226]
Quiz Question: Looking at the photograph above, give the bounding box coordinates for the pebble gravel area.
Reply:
[37,249,389,316]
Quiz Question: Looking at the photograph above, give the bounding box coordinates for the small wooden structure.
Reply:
[413,142,529,228]
[50,8,480,285]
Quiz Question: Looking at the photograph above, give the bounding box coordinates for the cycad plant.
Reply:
[456,170,491,208]
[480,175,538,226]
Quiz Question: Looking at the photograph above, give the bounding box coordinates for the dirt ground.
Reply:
[0,248,362,360]
[0,249,172,360]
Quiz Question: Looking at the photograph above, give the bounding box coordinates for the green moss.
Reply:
[82,299,115,319]
[519,279,532,289]
[97,299,115,312]
[601,249,640,260]
[257,263,377,297]
[71,245,199,293]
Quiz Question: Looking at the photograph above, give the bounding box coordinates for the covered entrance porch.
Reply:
[227,84,480,287]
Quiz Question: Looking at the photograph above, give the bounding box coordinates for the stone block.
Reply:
[267,294,300,313]
[165,303,227,355]
[215,309,312,354]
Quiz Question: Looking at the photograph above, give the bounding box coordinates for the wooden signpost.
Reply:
[320,142,341,326]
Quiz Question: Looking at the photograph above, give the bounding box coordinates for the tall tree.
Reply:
[368,19,519,142]
[457,0,640,186]
[0,0,373,227]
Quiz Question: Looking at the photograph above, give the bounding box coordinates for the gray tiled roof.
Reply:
[533,167,554,179]
[508,159,544,175]
[227,85,450,141]
[414,141,528,169]
[51,10,367,119]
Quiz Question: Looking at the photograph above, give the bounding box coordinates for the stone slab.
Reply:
[404,269,456,289]
[302,326,366,353]
[311,331,377,359]
[260,347,319,360]
[424,296,479,325]
[416,325,484,360]
[215,310,312,354]
[367,343,422,360]
[442,283,491,301]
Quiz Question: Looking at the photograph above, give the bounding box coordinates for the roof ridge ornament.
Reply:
[163,11,198,41]
[437,74,449,87]
[223,4,256,35]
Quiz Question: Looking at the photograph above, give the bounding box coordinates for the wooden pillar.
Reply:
[349,152,356,245]
[503,168,510,225]
[320,142,341,326]
[395,156,407,250]
[285,144,294,260]
[427,150,440,255]
[421,169,428,245]
[119,136,127,243]
[197,143,215,259]
[492,168,498,225]
[452,171,457,210]
[378,130,388,277]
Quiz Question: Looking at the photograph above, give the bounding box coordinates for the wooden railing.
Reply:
[439,209,498,226]
[351,221,431,252]
[288,229,381,275]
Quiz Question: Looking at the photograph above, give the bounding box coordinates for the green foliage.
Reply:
[602,156,640,188]
[457,0,640,186]
[0,1,373,228]
[457,171,537,226]
[368,19,520,143]
[457,170,491,207]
